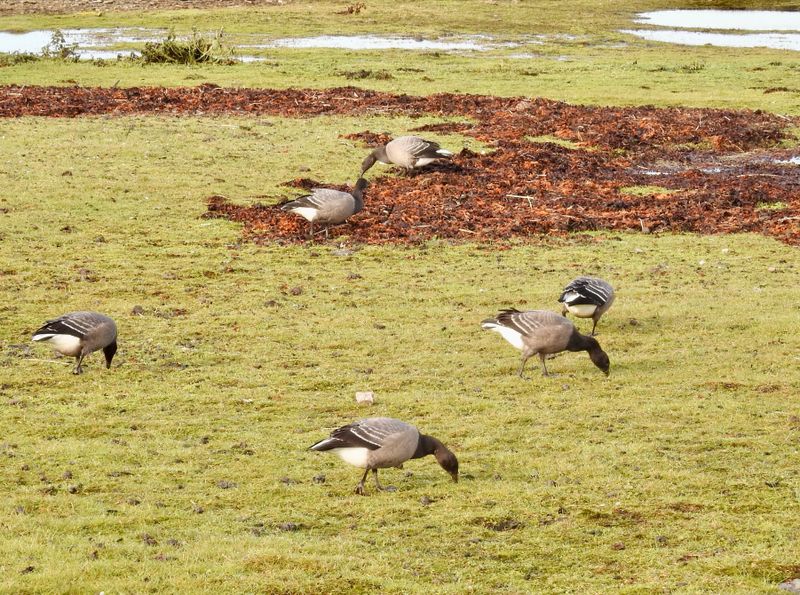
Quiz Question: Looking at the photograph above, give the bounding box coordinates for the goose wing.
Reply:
[282,188,351,212]
[559,277,613,306]
[393,135,447,159]
[310,418,414,451]
[33,311,105,340]
[493,309,567,337]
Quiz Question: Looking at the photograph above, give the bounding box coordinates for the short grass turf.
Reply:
[1,115,800,593]
[1,0,800,114]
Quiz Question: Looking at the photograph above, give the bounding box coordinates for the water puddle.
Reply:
[623,10,800,51]
[635,10,800,31]
[0,28,156,59]
[0,28,519,59]
[257,34,517,51]
[621,28,800,51]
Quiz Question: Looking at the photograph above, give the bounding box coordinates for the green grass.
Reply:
[1,114,799,593]
[620,185,680,196]
[1,0,800,113]
[1,0,800,591]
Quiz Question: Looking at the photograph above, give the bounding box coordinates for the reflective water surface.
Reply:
[635,10,800,31]
[0,28,518,59]
[624,10,800,51]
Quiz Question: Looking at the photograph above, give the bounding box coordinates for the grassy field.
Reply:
[1,0,800,113]
[1,1,800,593]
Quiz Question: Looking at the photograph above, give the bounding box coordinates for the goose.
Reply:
[32,311,118,375]
[310,417,459,495]
[360,135,453,175]
[281,178,368,239]
[558,276,615,335]
[481,309,610,378]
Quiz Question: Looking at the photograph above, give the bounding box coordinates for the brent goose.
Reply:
[281,178,368,239]
[558,276,615,335]
[360,135,453,175]
[32,311,118,375]
[481,309,610,378]
[310,417,459,495]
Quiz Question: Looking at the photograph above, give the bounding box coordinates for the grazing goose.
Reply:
[32,311,117,375]
[558,276,615,335]
[481,309,610,378]
[310,417,459,495]
[281,178,368,239]
[360,135,453,175]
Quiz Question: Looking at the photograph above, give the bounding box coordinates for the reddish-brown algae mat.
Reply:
[3,84,797,246]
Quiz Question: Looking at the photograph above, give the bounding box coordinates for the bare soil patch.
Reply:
[0,0,284,16]
[1,84,797,246]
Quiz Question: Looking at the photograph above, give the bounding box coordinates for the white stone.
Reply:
[355,391,374,405]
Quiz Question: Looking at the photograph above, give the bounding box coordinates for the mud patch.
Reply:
[2,84,797,246]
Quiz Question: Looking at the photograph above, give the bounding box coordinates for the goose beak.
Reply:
[450,472,459,483]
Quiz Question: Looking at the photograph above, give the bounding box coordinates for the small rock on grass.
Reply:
[355,391,374,405]
[780,579,800,593]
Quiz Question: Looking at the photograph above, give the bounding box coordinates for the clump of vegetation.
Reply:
[338,69,393,80]
[139,29,235,65]
[620,185,679,196]
[41,30,79,61]
[0,52,40,67]
[757,201,788,211]
[336,2,366,15]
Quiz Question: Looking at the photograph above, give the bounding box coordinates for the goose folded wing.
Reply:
[402,137,443,158]
[561,278,611,305]
[495,309,556,336]
[34,313,95,338]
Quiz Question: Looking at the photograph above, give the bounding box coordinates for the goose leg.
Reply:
[355,468,370,495]
[324,226,330,240]
[517,355,530,379]
[561,304,569,317]
[591,317,599,336]
[307,221,314,240]
[372,469,396,492]
[73,354,85,375]
[539,353,551,377]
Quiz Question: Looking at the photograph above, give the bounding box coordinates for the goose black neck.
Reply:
[566,329,597,353]
[413,434,440,459]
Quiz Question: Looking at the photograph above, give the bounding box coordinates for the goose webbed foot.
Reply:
[354,469,369,495]
[370,469,391,492]
[372,469,397,492]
